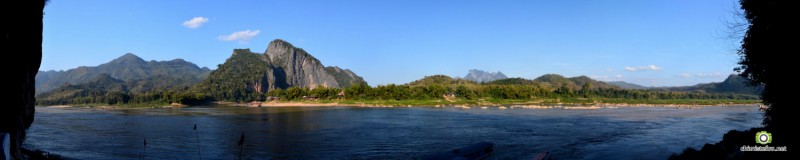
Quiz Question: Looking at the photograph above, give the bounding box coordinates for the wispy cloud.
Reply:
[696,72,724,78]
[218,30,261,43]
[590,74,623,81]
[624,65,661,72]
[678,72,725,78]
[182,17,209,29]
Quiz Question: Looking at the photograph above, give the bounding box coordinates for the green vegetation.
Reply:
[37,73,759,107]
[192,49,275,102]
[325,66,367,88]
[651,75,761,95]
[35,50,760,107]
[334,75,756,102]
[36,74,210,106]
[36,53,210,94]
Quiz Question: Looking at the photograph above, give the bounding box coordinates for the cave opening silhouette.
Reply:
[670,0,797,159]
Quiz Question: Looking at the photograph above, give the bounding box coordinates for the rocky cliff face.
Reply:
[198,39,364,101]
[464,69,508,83]
[265,39,339,89]
[325,66,366,88]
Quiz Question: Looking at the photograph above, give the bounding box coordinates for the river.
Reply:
[24,105,762,159]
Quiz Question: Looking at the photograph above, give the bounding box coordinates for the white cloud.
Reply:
[218,30,261,43]
[678,72,725,78]
[590,75,608,79]
[182,17,209,29]
[624,65,662,72]
[591,74,623,81]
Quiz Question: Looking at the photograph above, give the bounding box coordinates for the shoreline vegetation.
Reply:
[42,98,761,109]
[234,99,762,108]
[37,75,761,110]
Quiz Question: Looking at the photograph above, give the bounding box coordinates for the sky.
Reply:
[42,0,745,87]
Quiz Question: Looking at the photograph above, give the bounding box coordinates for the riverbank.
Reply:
[41,98,761,109]
[38,103,173,109]
[224,98,761,108]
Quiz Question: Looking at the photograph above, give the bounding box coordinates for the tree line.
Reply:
[37,76,759,106]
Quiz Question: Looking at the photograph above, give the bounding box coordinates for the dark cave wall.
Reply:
[1,0,45,159]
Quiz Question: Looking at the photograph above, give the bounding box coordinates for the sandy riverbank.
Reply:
[40,101,762,109]
[213,101,761,109]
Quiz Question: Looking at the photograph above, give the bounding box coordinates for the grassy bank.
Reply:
[43,98,760,108]
[265,98,760,107]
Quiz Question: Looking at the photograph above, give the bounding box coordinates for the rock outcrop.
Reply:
[197,39,364,101]
[463,69,508,83]
[266,39,339,89]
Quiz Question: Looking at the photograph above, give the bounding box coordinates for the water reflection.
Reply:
[25,105,762,159]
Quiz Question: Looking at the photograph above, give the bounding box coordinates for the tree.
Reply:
[670,1,795,159]
[455,85,476,100]
[581,82,592,98]
[734,0,796,130]
[286,87,307,100]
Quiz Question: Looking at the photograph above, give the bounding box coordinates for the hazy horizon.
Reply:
[42,0,744,87]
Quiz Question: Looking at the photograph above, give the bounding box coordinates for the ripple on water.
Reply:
[26,105,762,160]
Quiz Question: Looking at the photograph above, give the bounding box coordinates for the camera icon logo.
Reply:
[755,131,772,145]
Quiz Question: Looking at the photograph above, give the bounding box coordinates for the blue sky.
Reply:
[42,0,744,87]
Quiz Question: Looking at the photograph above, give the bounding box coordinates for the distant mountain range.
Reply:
[607,81,649,89]
[457,70,758,95]
[36,39,760,104]
[35,53,211,95]
[491,74,619,89]
[463,69,507,83]
[648,75,761,95]
[37,39,367,103]
[413,73,621,90]
[532,74,621,89]
[605,75,761,95]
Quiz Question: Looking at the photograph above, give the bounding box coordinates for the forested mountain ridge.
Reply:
[325,66,366,88]
[192,49,277,101]
[607,81,649,89]
[650,75,761,95]
[532,74,620,89]
[37,39,367,104]
[37,74,131,105]
[36,53,211,94]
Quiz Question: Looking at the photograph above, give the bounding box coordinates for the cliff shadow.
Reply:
[272,67,289,89]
